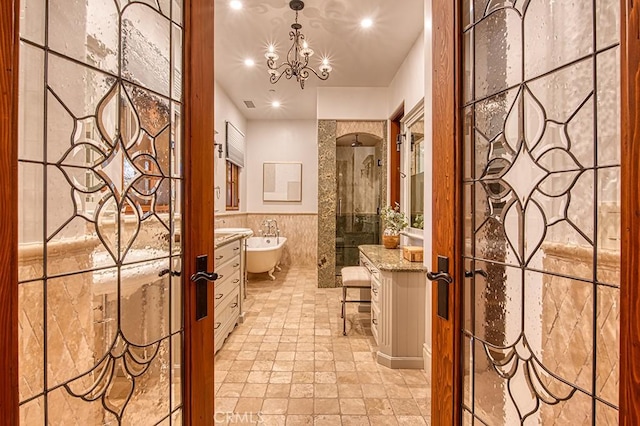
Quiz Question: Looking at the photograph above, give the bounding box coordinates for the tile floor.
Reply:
[214,266,432,425]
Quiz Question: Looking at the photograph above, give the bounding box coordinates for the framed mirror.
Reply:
[401,103,425,232]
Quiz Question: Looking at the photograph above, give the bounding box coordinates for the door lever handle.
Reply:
[190,271,219,282]
[464,269,487,278]
[159,269,181,277]
[427,271,453,284]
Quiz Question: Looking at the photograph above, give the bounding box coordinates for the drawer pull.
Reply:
[372,288,378,295]
[233,279,240,284]
[215,293,224,300]
[233,247,240,251]
[230,302,238,308]
[217,274,224,280]
[215,255,224,260]
[233,263,240,268]
[214,322,221,330]
[372,319,378,325]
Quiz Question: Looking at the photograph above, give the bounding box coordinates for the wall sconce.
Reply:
[214,129,223,158]
[396,133,406,152]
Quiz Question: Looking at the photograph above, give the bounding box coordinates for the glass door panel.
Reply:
[18,1,183,424]
[336,136,381,271]
[462,1,620,424]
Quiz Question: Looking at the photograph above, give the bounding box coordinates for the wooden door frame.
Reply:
[619,0,640,424]
[0,0,19,422]
[431,0,640,424]
[0,0,217,424]
[389,106,404,208]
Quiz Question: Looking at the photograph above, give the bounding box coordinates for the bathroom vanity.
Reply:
[359,244,427,369]
[213,229,251,353]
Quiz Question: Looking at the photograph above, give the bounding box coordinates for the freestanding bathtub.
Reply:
[246,236,287,280]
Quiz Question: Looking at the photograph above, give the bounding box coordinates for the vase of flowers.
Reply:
[380,203,408,249]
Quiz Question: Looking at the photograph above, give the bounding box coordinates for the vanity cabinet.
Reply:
[359,245,426,369]
[214,237,244,353]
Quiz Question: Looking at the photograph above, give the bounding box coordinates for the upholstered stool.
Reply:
[341,266,372,335]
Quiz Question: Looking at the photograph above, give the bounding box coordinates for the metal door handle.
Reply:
[464,269,487,278]
[428,255,452,319]
[159,269,181,277]
[338,198,342,216]
[427,271,453,284]
[190,271,219,282]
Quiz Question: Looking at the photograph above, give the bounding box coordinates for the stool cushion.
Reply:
[341,266,371,288]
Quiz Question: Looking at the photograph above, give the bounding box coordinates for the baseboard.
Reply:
[376,352,424,369]
[423,343,432,378]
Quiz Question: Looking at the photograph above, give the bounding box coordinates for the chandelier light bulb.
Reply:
[265,0,331,89]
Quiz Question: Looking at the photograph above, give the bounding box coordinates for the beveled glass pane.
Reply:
[464,184,473,257]
[19,0,45,45]
[597,167,620,285]
[19,281,44,402]
[121,258,171,345]
[474,262,522,347]
[539,388,593,424]
[18,163,43,282]
[48,0,119,74]
[463,107,473,181]
[596,285,619,405]
[473,340,508,425]
[464,258,473,332]
[46,269,118,389]
[172,24,183,101]
[524,0,593,79]
[473,0,489,23]
[171,103,183,177]
[122,4,171,96]
[596,0,620,49]
[462,334,473,409]
[172,333,183,410]
[463,31,473,104]
[596,401,619,424]
[121,338,171,424]
[171,179,183,255]
[19,396,45,425]
[474,9,522,100]
[18,42,44,162]
[528,270,593,391]
[597,47,621,167]
[171,256,183,333]
[172,408,183,425]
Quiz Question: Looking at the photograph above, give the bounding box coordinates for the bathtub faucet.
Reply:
[261,219,280,244]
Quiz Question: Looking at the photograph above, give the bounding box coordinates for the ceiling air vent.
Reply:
[243,100,256,109]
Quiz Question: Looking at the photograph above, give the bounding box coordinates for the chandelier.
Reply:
[265,0,332,89]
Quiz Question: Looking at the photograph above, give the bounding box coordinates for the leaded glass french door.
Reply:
[12,0,216,424]
[432,0,625,424]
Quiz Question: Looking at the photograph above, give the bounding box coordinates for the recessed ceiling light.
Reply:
[272,101,281,108]
[361,18,373,28]
[244,58,255,67]
[230,0,242,10]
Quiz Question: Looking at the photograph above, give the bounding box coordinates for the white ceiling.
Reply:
[214,0,424,120]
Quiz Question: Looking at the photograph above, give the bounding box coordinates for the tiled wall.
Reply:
[540,244,619,424]
[216,212,318,268]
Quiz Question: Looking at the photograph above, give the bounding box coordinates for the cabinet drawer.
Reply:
[371,278,381,305]
[371,305,380,344]
[215,240,241,267]
[214,270,241,308]
[214,289,240,341]
[215,255,241,286]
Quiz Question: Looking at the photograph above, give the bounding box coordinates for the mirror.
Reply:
[408,116,424,229]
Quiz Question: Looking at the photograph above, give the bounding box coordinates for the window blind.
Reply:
[225,121,245,168]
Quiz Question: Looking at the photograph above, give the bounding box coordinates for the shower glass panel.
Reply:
[336,138,381,271]
[18,1,183,424]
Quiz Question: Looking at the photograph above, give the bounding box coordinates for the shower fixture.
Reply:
[351,134,363,147]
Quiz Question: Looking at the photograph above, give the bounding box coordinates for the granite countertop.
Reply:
[359,245,428,272]
[214,232,245,249]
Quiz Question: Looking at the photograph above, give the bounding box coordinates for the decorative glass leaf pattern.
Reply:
[463,0,620,424]
[18,0,183,424]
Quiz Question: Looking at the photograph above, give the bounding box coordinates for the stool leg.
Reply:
[342,286,347,335]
